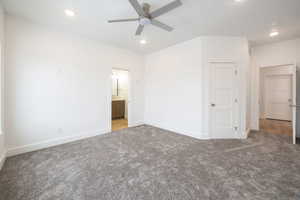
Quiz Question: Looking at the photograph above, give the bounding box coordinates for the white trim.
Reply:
[146,122,211,140]
[0,150,6,170]
[6,129,109,157]
[208,58,236,63]
[245,128,251,138]
[292,64,297,144]
[128,121,144,128]
[260,63,295,68]
[200,132,210,140]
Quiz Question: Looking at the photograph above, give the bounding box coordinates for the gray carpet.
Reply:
[0,125,300,200]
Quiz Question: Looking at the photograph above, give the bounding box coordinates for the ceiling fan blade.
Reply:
[150,0,182,18]
[151,20,173,32]
[135,25,144,35]
[129,0,146,16]
[108,18,139,23]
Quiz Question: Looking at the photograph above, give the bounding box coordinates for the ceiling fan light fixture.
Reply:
[139,18,151,26]
[270,30,279,37]
[65,9,75,17]
[140,39,147,44]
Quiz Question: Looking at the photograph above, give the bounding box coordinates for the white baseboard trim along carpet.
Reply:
[6,129,109,157]
[6,125,251,157]
[0,151,6,170]
[128,121,144,128]
[7,121,145,157]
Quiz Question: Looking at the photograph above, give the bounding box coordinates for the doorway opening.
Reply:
[111,69,129,131]
[258,65,296,143]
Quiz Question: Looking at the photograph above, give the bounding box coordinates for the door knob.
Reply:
[211,103,216,107]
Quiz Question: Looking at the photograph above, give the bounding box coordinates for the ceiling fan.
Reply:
[108,0,182,35]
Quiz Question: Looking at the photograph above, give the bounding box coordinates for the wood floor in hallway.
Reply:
[259,119,293,136]
[112,118,128,131]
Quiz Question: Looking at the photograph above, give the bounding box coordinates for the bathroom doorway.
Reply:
[111,69,129,131]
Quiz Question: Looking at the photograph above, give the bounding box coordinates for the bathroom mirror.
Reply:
[112,75,119,96]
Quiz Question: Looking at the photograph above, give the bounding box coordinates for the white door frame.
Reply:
[109,68,132,131]
[292,66,297,144]
[208,59,241,139]
[257,63,297,144]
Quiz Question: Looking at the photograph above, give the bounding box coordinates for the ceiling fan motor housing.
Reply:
[142,3,151,14]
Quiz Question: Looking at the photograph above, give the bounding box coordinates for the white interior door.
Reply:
[265,75,292,121]
[210,62,239,139]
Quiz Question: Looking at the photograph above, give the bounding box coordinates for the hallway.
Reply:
[260,119,292,136]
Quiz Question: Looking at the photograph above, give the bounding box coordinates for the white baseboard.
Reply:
[198,132,210,140]
[145,122,209,140]
[129,121,144,128]
[145,122,250,140]
[241,129,251,139]
[5,125,254,158]
[7,129,109,157]
[0,151,6,171]
[246,129,251,137]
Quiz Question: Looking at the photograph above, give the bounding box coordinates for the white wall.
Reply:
[0,3,5,169]
[5,16,145,156]
[145,36,250,139]
[250,38,300,130]
[145,38,203,139]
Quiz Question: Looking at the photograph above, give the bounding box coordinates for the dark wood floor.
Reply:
[259,119,293,136]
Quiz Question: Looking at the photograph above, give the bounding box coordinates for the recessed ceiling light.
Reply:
[235,0,243,2]
[65,9,75,17]
[270,31,279,37]
[140,39,147,44]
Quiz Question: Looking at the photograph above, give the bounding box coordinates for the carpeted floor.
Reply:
[0,125,300,200]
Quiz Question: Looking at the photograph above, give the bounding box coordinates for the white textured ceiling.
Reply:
[1,0,300,54]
